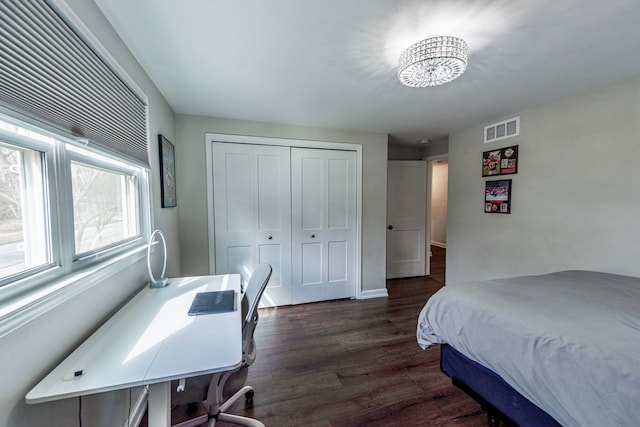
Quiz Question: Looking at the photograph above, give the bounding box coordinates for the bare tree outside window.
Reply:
[0,144,48,278]
[71,162,136,254]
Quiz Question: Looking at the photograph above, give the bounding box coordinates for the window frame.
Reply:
[65,144,145,265]
[0,124,59,285]
[0,111,152,306]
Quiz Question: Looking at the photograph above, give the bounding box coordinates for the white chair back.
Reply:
[243,264,272,326]
[241,264,271,367]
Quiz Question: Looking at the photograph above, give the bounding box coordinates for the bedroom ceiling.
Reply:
[95,0,640,145]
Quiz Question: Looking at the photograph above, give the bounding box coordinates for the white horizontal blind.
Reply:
[0,0,149,165]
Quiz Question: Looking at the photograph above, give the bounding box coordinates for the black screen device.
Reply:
[188,290,236,316]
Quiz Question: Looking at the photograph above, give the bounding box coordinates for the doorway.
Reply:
[427,157,447,284]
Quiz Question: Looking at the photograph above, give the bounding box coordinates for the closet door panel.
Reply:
[213,142,291,306]
[328,158,349,229]
[226,245,255,284]
[256,153,283,230]
[299,241,323,301]
[300,156,323,231]
[258,243,285,305]
[224,153,253,232]
[328,241,348,281]
[254,147,292,306]
[213,149,255,278]
[325,153,356,300]
[292,148,356,304]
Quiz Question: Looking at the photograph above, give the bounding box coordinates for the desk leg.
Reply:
[148,382,171,427]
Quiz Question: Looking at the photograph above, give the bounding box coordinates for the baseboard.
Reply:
[360,288,389,299]
[430,241,446,249]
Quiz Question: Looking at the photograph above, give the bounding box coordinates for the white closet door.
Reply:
[213,142,292,306]
[291,148,356,304]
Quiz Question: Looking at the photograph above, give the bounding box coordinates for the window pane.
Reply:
[0,143,50,280]
[71,161,137,254]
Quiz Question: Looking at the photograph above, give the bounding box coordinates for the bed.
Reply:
[416,270,640,427]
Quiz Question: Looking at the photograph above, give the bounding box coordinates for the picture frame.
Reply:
[485,179,512,214]
[482,145,518,177]
[158,134,177,208]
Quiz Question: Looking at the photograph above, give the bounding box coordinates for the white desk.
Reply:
[26,274,242,427]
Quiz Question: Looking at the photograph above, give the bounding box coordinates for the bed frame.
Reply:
[440,344,561,427]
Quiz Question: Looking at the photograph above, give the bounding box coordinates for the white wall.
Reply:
[0,1,179,426]
[447,73,640,284]
[430,161,448,247]
[175,114,389,294]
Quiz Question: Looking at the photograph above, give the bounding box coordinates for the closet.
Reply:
[211,141,357,306]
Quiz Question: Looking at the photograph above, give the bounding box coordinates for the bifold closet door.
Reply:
[291,148,357,304]
[212,142,292,306]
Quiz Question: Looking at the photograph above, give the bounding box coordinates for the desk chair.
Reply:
[171,264,272,427]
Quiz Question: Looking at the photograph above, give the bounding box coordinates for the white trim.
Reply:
[431,241,447,249]
[424,154,448,261]
[205,133,363,300]
[360,288,389,299]
[425,160,433,269]
[205,133,360,152]
[422,153,448,162]
[205,139,216,274]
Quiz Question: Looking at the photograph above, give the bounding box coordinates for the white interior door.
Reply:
[291,148,356,304]
[386,160,427,279]
[213,142,292,306]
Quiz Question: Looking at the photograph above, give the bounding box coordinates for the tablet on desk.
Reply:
[188,290,236,316]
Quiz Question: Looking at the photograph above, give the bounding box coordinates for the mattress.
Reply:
[416,270,640,427]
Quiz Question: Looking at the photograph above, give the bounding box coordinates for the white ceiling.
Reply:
[95,0,640,145]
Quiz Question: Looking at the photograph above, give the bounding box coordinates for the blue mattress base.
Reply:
[440,344,561,427]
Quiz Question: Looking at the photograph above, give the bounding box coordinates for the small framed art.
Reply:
[485,179,512,214]
[482,145,518,176]
[158,134,177,208]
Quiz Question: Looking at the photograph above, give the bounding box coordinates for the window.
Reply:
[0,115,150,289]
[69,153,139,257]
[0,142,50,280]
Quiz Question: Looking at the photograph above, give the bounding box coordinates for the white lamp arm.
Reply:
[147,229,169,288]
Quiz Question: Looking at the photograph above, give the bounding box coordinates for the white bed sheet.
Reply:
[417,270,640,427]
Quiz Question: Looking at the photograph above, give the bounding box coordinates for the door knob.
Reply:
[387,225,393,230]
[267,236,273,240]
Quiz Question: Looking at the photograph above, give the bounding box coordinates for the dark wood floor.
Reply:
[162,247,494,426]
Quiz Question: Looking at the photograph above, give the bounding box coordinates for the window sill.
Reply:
[0,244,147,339]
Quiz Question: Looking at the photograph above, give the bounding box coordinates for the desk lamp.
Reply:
[147,229,169,288]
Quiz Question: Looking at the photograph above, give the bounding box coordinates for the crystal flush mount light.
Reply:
[398,36,468,87]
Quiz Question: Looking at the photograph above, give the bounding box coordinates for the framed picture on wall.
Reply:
[482,145,518,176]
[485,179,512,214]
[158,134,177,208]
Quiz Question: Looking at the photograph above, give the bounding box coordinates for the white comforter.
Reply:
[417,270,640,427]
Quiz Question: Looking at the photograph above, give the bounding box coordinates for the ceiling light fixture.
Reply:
[398,36,468,87]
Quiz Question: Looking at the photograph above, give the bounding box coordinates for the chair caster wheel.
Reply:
[245,390,254,404]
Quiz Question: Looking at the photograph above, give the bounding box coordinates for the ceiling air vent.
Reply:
[484,116,520,143]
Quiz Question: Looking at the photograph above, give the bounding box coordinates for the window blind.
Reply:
[0,0,149,165]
